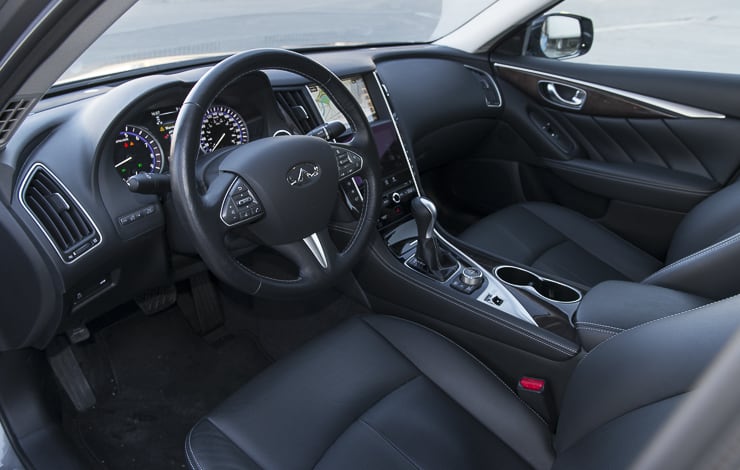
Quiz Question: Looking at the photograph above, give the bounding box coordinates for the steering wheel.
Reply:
[170,49,381,297]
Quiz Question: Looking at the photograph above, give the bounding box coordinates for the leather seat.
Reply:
[458,182,740,299]
[186,296,740,469]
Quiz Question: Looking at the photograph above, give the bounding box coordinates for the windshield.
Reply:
[58,0,498,84]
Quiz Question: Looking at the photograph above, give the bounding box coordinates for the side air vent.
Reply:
[0,97,37,148]
[466,66,502,108]
[21,164,100,263]
[275,87,322,133]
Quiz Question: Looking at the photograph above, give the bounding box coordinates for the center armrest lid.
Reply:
[575,280,708,351]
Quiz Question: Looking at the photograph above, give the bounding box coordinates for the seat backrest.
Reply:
[552,295,740,469]
[666,181,740,263]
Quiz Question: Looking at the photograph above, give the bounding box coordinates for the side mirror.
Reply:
[524,14,593,59]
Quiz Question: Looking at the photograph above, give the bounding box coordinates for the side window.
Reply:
[550,0,740,74]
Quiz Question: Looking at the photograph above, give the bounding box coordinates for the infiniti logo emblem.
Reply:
[287,162,321,187]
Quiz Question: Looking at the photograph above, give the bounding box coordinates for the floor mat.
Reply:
[62,307,271,470]
[61,290,368,469]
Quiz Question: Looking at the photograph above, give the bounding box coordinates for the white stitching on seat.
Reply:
[185,427,205,470]
[575,321,624,333]
[575,326,620,336]
[584,294,740,359]
[644,232,740,283]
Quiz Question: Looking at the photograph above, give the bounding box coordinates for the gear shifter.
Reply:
[410,197,457,281]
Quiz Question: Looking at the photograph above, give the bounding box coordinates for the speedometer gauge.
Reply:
[200,105,249,152]
[113,125,165,179]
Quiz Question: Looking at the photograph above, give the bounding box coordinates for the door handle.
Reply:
[540,81,587,109]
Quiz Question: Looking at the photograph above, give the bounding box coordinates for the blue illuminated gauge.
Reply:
[113,124,165,180]
[200,105,249,152]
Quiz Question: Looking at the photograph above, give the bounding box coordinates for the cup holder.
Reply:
[494,266,581,304]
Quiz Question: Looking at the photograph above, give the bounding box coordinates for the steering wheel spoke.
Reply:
[203,173,265,232]
[274,229,338,280]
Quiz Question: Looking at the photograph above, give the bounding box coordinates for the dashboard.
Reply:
[0,45,504,351]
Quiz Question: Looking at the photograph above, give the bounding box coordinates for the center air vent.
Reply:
[466,66,502,108]
[275,87,322,134]
[21,164,100,263]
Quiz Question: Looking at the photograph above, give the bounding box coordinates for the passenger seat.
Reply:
[458,182,740,299]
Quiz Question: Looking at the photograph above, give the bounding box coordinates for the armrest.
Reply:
[575,280,707,350]
[545,159,718,212]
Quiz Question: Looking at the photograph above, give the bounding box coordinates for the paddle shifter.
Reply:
[409,197,457,281]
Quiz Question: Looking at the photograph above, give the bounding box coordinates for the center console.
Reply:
[335,71,582,362]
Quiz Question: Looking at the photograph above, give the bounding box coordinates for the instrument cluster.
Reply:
[112,103,251,180]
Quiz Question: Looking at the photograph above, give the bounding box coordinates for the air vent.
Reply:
[466,66,502,108]
[275,87,322,134]
[0,97,37,148]
[21,164,100,263]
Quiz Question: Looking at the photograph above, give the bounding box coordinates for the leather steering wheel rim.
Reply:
[170,48,381,297]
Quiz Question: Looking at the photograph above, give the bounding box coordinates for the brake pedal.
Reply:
[47,338,96,412]
[178,272,224,335]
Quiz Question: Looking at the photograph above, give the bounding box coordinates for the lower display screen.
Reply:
[372,120,407,177]
[370,120,416,229]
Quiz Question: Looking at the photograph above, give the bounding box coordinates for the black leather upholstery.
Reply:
[459,182,740,298]
[575,280,708,350]
[187,316,554,470]
[187,296,740,469]
[459,202,662,286]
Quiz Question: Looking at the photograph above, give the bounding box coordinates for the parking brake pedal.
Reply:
[135,284,177,315]
[47,338,96,412]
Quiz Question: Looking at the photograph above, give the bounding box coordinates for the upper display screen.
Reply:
[308,76,377,127]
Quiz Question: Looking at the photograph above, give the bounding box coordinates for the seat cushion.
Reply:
[458,202,662,286]
[186,316,554,470]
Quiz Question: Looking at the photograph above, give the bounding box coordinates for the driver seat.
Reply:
[186,296,740,469]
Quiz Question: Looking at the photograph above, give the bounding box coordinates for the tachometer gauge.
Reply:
[200,105,249,152]
[113,125,165,179]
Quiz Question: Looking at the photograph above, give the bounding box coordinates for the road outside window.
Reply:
[551,0,740,74]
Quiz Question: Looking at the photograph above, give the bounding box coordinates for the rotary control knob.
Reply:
[391,192,402,204]
[460,267,484,287]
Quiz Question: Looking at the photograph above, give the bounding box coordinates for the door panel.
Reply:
[457,56,740,258]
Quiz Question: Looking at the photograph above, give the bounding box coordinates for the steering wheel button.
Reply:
[231,179,249,196]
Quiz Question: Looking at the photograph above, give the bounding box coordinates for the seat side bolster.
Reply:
[187,419,263,470]
[644,232,740,299]
[362,315,555,470]
[556,295,740,454]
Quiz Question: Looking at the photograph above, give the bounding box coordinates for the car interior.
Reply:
[1,1,740,469]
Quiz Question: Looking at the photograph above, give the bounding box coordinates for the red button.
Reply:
[519,377,545,392]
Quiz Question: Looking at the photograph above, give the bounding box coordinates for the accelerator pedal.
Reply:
[47,338,96,412]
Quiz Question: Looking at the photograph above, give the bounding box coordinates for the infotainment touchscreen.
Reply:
[308,76,378,127]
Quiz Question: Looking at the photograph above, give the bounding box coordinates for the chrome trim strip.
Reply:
[372,72,422,196]
[18,163,102,264]
[373,72,535,325]
[495,63,726,119]
[463,65,503,108]
[303,233,328,269]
